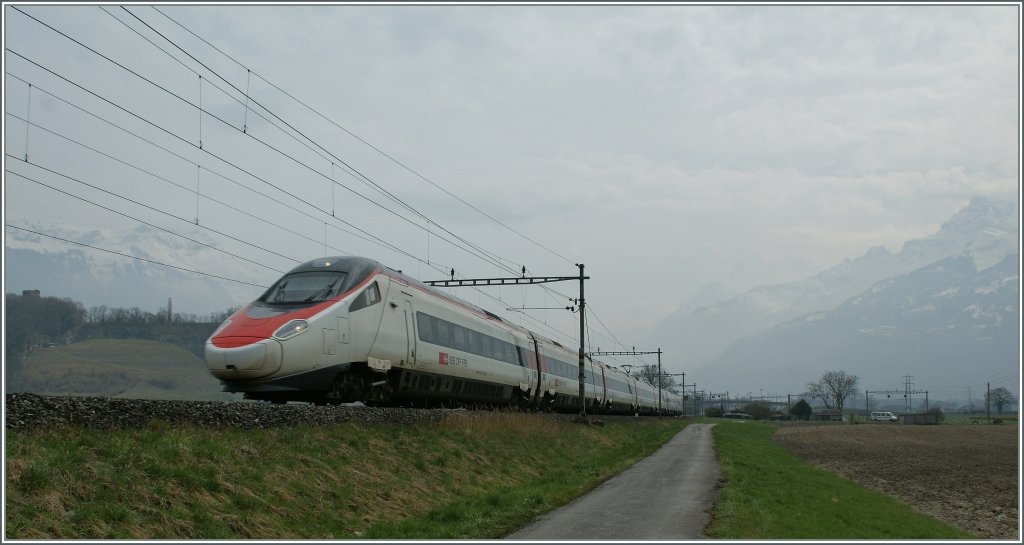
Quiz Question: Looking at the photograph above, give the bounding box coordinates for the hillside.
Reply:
[12,339,235,401]
[642,197,1018,373]
[707,253,1019,394]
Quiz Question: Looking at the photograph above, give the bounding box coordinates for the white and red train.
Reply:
[205,256,683,415]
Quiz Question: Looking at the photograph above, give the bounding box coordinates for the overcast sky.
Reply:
[3,3,1020,360]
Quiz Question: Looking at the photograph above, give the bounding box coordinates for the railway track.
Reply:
[4,393,452,431]
[4,393,641,431]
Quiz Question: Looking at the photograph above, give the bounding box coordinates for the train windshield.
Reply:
[259,271,348,305]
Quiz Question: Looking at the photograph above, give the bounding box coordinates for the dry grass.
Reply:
[773,423,1019,539]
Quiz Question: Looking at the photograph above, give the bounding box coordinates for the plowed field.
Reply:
[773,424,1018,539]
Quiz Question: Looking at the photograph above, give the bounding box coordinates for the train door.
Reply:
[403,298,416,365]
[599,366,608,408]
[528,334,542,407]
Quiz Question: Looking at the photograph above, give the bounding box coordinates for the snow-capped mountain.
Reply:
[706,252,1019,396]
[4,222,274,316]
[641,197,1018,373]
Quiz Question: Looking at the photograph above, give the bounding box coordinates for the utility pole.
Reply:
[577,264,585,418]
[987,382,991,423]
[903,375,913,413]
[426,265,590,418]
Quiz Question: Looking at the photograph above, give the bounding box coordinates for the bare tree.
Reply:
[806,381,833,408]
[806,370,859,412]
[636,364,677,392]
[986,387,1016,415]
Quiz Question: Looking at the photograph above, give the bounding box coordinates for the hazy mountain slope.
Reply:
[705,253,1019,395]
[642,197,1018,369]
[4,223,268,316]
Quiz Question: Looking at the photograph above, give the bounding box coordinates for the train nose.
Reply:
[206,338,283,380]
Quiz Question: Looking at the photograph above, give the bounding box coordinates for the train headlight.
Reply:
[273,319,309,340]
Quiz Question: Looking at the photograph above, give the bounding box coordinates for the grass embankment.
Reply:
[5,413,686,539]
[706,421,973,539]
[16,339,231,400]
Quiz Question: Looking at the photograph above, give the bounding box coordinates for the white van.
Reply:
[871,411,898,422]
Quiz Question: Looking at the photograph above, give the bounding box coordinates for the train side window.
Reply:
[453,324,467,351]
[437,319,451,347]
[349,281,381,312]
[416,312,433,343]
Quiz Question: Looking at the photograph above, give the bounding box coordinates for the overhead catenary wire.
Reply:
[5,153,303,266]
[2,74,382,254]
[5,225,268,289]
[11,5,564,285]
[4,111,347,255]
[6,8,648,355]
[8,6,516,278]
[150,5,574,269]
[5,168,288,276]
[6,77,573,344]
[118,5,524,276]
[3,50,423,264]
[142,6,589,305]
[5,47,580,322]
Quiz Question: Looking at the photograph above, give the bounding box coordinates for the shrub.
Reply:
[789,399,812,421]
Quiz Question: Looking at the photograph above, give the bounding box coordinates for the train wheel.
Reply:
[512,388,530,411]
[328,373,367,403]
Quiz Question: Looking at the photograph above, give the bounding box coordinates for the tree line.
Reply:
[5,292,238,390]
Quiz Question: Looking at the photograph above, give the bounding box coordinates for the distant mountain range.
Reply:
[641,196,1019,399]
[5,223,268,317]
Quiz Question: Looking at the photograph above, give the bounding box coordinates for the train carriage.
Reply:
[206,256,680,414]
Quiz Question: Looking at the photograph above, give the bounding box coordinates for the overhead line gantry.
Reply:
[426,265,591,418]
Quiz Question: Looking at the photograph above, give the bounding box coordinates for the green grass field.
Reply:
[706,421,973,539]
[6,410,982,539]
[4,413,686,539]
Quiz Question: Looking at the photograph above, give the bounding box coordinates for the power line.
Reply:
[5,225,267,288]
[3,50,424,263]
[5,94,585,348]
[6,168,288,275]
[4,108,355,259]
[150,6,573,268]
[6,41,426,259]
[119,6,524,275]
[11,6,567,285]
[6,153,303,265]
[2,74,390,255]
[140,8,592,309]
[5,11,630,352]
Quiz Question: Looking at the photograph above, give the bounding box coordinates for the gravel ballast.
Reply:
[4,393,451,430]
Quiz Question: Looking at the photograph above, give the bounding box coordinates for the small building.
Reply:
[811,409,843,422]
[22,289,40,298]
[902,413,940,425]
